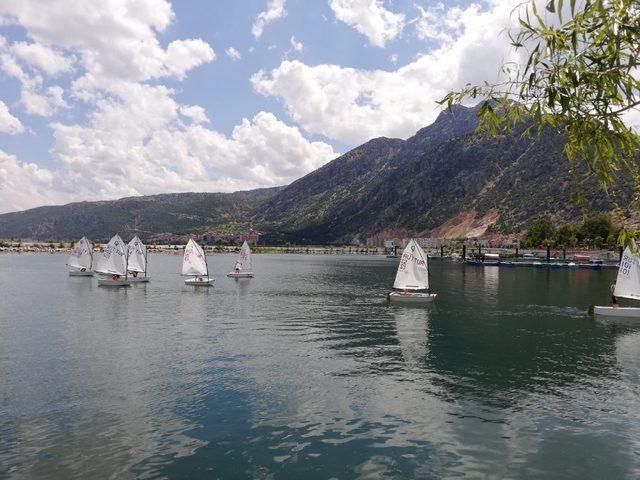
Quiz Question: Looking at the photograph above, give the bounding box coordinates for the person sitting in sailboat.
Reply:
[234,261,242,274]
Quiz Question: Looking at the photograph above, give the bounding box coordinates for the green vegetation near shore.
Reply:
[521,215,619,249]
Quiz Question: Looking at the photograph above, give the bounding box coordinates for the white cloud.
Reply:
[46,91,336,204]
[164,39,215,80]
[225,46,242,61]
[329,0,405,47]
[0,0,339,213]
[179,105,209,124]
[21,84,68,116]
[10,41,74,75]
[253,0,523,144]
[0,149,58,213]
[0,100,24,134]
[290,36,303,52]
[0,0,175,85]
[252,0,287,39]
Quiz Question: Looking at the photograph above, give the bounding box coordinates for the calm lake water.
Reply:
[1,253,639,479]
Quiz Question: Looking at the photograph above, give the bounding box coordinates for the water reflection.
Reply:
[393,308,430,367]
[1,254,639,478]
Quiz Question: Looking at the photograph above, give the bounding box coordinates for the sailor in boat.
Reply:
[234,261,241,274]
[132,271,138,278]
[112,274,121,281]
[611,280,618,307]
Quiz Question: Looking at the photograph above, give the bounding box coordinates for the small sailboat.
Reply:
[67,236,94,276]
[594,243,640,319]
[127,235,150,283]
[227,241,255,278]
[183,239,213,286]
[388,239,436,304]
[95,234,131,286]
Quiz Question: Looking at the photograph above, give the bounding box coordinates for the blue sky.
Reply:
[0,0,523,213]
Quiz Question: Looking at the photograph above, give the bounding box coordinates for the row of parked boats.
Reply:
[67,235,254,287]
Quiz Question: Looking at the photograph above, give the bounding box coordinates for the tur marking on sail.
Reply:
[594,241,640,319]
[388,239,436,304]
[96,234,131,286]
[67,236,94,276]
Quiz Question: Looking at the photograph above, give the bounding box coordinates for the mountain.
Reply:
[0,105,630,243]
[0,188,279,242]
[253,106,631,243]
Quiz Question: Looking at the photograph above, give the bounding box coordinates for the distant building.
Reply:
[402,237,446,248]
[239,231,261,244]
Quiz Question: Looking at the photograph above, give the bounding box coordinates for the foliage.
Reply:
[578,214,616,242]
[521,214,619,247]
[441,0,640,239]
[521,217,556,247]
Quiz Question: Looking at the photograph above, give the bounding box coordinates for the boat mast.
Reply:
[144,243,148,278]
[426,251,431,294]
[125,245,129,280]
[204,246,209,278]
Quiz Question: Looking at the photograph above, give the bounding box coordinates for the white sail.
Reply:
[393,239,429,291]
[614,243,640,300]
[127,236,147,273]
[68,236,93,270]
[182,239,208,276]
[235,241,252,271]
[95,234,128,275]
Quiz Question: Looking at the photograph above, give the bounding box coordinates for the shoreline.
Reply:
[0,243,623,261]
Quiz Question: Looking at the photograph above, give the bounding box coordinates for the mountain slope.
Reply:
[1,104,631,244]
[253,107,630,243]
[0,188,278,241]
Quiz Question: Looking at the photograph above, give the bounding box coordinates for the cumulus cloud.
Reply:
[164,39,215,79]
[225,46,242,61]
[10,41,74,75]
[0,0,175,86]
[0,149,58,213]
[179,105,210,124]
[0,100,24,134]
[0,0,336,213]
[329,0,405,47]
[252,0,286,39]
[253,0,523,144]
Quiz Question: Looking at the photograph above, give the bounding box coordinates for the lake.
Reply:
[1,253,639,479]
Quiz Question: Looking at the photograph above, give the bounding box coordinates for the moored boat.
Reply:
[388,239,436,304]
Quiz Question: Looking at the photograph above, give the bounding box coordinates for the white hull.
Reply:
[185,277,214,286]
[227,272,254,278]
[69,269,94,277]
[128,276,150,283]
[98,277,131,286]
[388,292,437,304]
[594,306,640,319]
